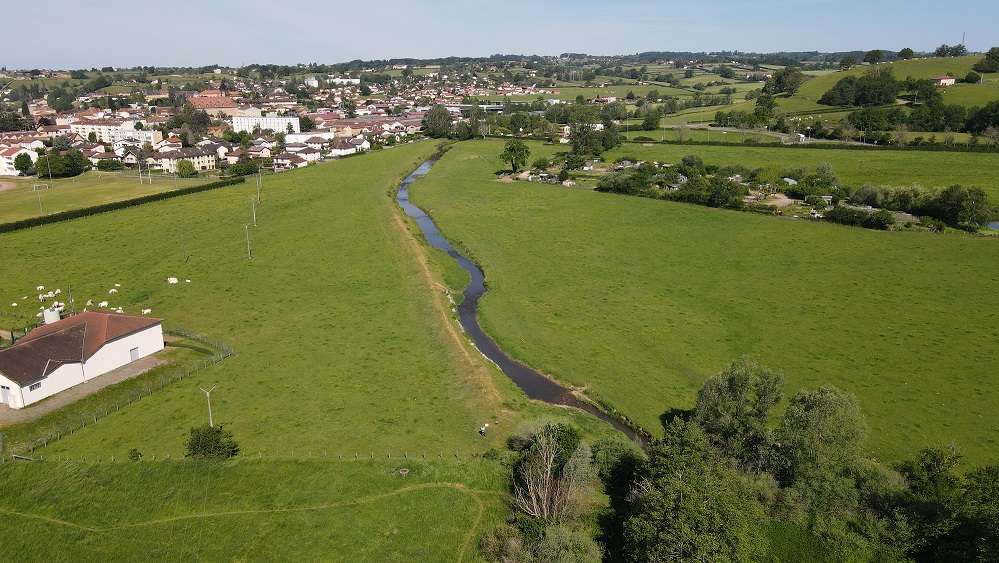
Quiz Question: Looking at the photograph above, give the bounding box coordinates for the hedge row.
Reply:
[0,177,246,234]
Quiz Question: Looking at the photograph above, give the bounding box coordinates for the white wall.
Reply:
[83,324,164,380]
[17,363,85,408]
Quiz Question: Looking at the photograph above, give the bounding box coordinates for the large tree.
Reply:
[499,139,530,173]
[623,419,768,562]
[863,50,884,64]
[897,47,915,60]
[13,153,33,176]
[693,359,782,468]
[421,104,452,138]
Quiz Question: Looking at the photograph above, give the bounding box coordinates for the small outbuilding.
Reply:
[0,311,164,409]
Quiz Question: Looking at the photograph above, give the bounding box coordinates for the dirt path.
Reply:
[0,481,501,562]
[0,181,18,193]
[0,354,167,426]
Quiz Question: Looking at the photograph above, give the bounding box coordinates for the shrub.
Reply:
[184,424,239,459]
[176,159,197,178]
[96,160,123,171]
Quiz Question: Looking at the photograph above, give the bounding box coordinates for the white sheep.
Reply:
[185,279,191,283]
[54,289,62,295]
[98,301,109,308]
[114,283,121,288]
[167,277,179,284]
[86,300,93,306]
[141,308,152,315]
[114,307,123,313]
[36,285,44,291]
[108,288,118,294]
[10,303,17,307]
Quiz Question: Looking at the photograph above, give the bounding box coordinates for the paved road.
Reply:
[0,354,167,426]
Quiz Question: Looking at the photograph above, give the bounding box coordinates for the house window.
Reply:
[29,382,41,391]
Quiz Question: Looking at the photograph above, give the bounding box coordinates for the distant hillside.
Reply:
[780,55,999,114]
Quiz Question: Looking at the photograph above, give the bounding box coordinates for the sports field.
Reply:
[410,140,999,464]
[601,142,999,197]
[0,172,211,223]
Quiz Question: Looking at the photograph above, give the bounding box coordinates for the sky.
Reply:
[7,0,998,69]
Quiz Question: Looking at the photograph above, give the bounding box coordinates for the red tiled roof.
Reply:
[189,96,237,109]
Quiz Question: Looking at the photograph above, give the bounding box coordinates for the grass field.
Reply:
[601,142,999,197]
[0,141,628,559]
[622,128,781,144]
[0,459,508,561]
[661,100,756,124]
[0,143,525,459]
[784,56,999,113]
[0,171,213,223]
[410,140,999,464]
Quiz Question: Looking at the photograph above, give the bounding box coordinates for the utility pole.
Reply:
[245,224,252,260]
[199,385,217,427]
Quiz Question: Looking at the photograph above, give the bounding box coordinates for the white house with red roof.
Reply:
[0,311,164,409]
[0,146,38,176]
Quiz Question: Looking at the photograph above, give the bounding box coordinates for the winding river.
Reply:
[397,160,645,445]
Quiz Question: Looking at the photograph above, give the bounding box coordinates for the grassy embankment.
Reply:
[411,140,999,464]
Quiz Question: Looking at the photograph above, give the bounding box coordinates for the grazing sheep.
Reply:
[54,289,62,295]
[185,279,191,283]
[98,301,109,308]
[142,308,152,315]
[108,288,118,294]
[167,277,179,284]
[86,300,93,306]
[10,303,17,307]
[36,285,44,291]
[114,283,121,288]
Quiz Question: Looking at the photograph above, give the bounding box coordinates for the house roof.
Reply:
[0,311,162,386]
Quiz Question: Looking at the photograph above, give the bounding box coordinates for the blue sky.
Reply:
[7,0,997,68]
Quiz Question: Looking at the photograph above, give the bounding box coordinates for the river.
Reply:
[396,159,646,445]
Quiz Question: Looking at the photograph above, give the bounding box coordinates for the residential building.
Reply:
[158,148,217,173]
[0,147,38,176]
[232,115,301,134]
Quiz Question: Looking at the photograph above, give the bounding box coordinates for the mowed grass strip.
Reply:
[602,142,999,198]
[0,142,507,458]
[411,140,999,464]
[0,171,212,223]
[0,459,508,561]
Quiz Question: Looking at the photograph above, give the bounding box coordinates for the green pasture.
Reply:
[601,142,999,197]
[622,128,780,144]
[410,140,999,464]
[0,459,508,561]
[0,143,517,459]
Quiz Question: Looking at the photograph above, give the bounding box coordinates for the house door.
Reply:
[129,347,139,362]
[0,385,9,405]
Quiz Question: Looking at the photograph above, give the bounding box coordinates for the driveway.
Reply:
[0,354,167,426]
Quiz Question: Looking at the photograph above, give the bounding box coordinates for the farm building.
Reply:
[0,311,164,410]
[933,76,957,87]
